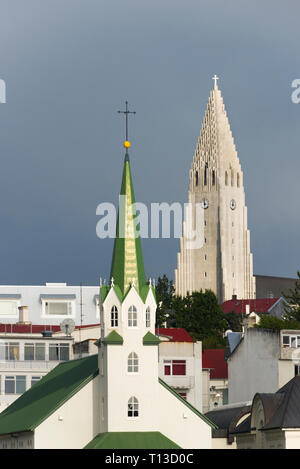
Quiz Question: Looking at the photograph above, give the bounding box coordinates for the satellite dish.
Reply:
[60,318,75,336]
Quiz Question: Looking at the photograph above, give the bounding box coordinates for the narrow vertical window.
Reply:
[195,171,198,186]
[128,352,139,373]
[212,170,215,185]
[128,305,137,327]
[231,170,234,186]
[237,172,240,187]
[111,305,118,327]
[128,396,139,417]
[225,171,228,186]
[204,163,208,185]
[146,307,150,328]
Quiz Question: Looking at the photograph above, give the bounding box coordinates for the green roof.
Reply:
[0,355,98,436]
[109,152,147,301]
[102,330,124,345]
[143,331,161,345]
[84,432,181,449]
[159,378,217,430]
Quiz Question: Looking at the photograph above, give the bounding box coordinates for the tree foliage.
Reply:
[254,314,300,331]
[283,271,300,322]
[155,275,175,327]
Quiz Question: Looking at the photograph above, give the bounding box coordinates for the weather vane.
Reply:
[118,101,136,150]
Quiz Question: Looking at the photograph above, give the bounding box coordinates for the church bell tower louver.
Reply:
[175,77,256,302]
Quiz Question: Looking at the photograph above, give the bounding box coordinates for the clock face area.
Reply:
[201,198,209,209]
[230,199,236,210]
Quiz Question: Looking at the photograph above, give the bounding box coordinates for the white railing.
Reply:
[162,375,195,389]
[0,360,60,371]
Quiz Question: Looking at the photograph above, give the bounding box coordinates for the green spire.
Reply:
[109,152,146,299]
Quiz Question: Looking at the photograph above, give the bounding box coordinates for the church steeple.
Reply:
[109,148,146,299]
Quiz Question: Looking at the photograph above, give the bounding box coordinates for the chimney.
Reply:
[232,294,237,300]
[17,306,31,324]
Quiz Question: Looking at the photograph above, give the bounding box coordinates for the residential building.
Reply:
[233,376,300,449]
[227,327,300,404]
[202,349,228,412]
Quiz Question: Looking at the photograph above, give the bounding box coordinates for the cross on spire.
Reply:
[118,101,136,142]
[212,74,219,88]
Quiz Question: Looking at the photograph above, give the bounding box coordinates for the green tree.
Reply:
[155,275,175,327]
[224,311,242,332]
[283,271,300,322]
[254,315,300,331]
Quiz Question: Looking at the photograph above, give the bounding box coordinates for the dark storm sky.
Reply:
[0,0,299,285]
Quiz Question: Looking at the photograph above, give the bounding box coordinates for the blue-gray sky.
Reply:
[0,0,299,285]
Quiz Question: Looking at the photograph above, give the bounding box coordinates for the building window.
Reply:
[128,305,137,327]
[204,163,208,185]
[204,254,207,260]
[24,343,45,361]
[49,343,70,361]
[128,352,138,373]
[195,171,198,186]
[225,171,228,185]
[128,396,139,417]
[111,305,118,327]
[237,172,240,187]
[282,335,300,348]
[31,376,41,387]
[164,360,186,376]
[0,300,19,317]
[212,170,215,185]
[146,307,150,328]
[179,392,187,400]
[204,272,207,277]
[44,301,73,316]
[295,365,300,376]
[0,342,19,361]
[5,375,26,394]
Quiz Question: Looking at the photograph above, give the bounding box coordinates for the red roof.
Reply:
[202,349,228,379]
[222,298,279,315]
[155,328,195,343]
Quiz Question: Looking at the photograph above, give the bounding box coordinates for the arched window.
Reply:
[128,305,137,327]
[146,307,150,328]
[128,396,139,417]
[237,172,240,187]
[111,305,118,327]
[212,170,215,186]
[128,352,138,373]
[225,171,228,186]
[195,171,198,186]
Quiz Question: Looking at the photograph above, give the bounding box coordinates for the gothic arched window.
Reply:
[111,305,118,327]
[128,352,139,373]
[128,396,139,417]
[146,307,150,328]
[128,305,137,327]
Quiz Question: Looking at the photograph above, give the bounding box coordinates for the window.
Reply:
[49,343,70,361]
[0,300,19,317]
[44,301,73,316]
[128,352,138,373]
[237,172,240,187]
[295,365,300,376]
[179,392,187,400]
[225,171,228,185]
[5,375,26,394]
[164,360,186,376]
[282,335,300,348]
[31,376,41,387]
[146,307,150,328]
[212,170,215,185]
[111,306,118,327]
[128,396,139,417]
[204,163,208,185]
[0,342,19,361]
[128,305,137,327]
[195,171,198,186]
[24,343,45,361]
[231,170,234,186]
[204,272,207,277]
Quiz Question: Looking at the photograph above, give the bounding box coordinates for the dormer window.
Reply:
[111,305,118,327]
[128,305,137,327]
[146,307,150,328]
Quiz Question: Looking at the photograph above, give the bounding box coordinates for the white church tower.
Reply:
[175,77,256,302]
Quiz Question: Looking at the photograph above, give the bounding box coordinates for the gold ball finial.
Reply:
[124,140,131,149]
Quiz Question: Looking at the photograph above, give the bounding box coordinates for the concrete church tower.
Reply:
[175,77,256,302]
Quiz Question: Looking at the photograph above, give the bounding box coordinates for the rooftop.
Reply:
[202,349,228,379]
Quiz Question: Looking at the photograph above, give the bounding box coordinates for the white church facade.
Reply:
[175,77,256,302]
[0,143,215,449]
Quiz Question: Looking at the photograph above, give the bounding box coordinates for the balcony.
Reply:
[0,360,61,371]
[162,375,195,389]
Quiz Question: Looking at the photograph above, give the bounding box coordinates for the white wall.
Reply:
[34,375,100,449]
[158,381,212,449]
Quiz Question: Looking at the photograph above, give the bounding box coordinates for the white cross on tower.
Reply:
[212,74,219,88]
